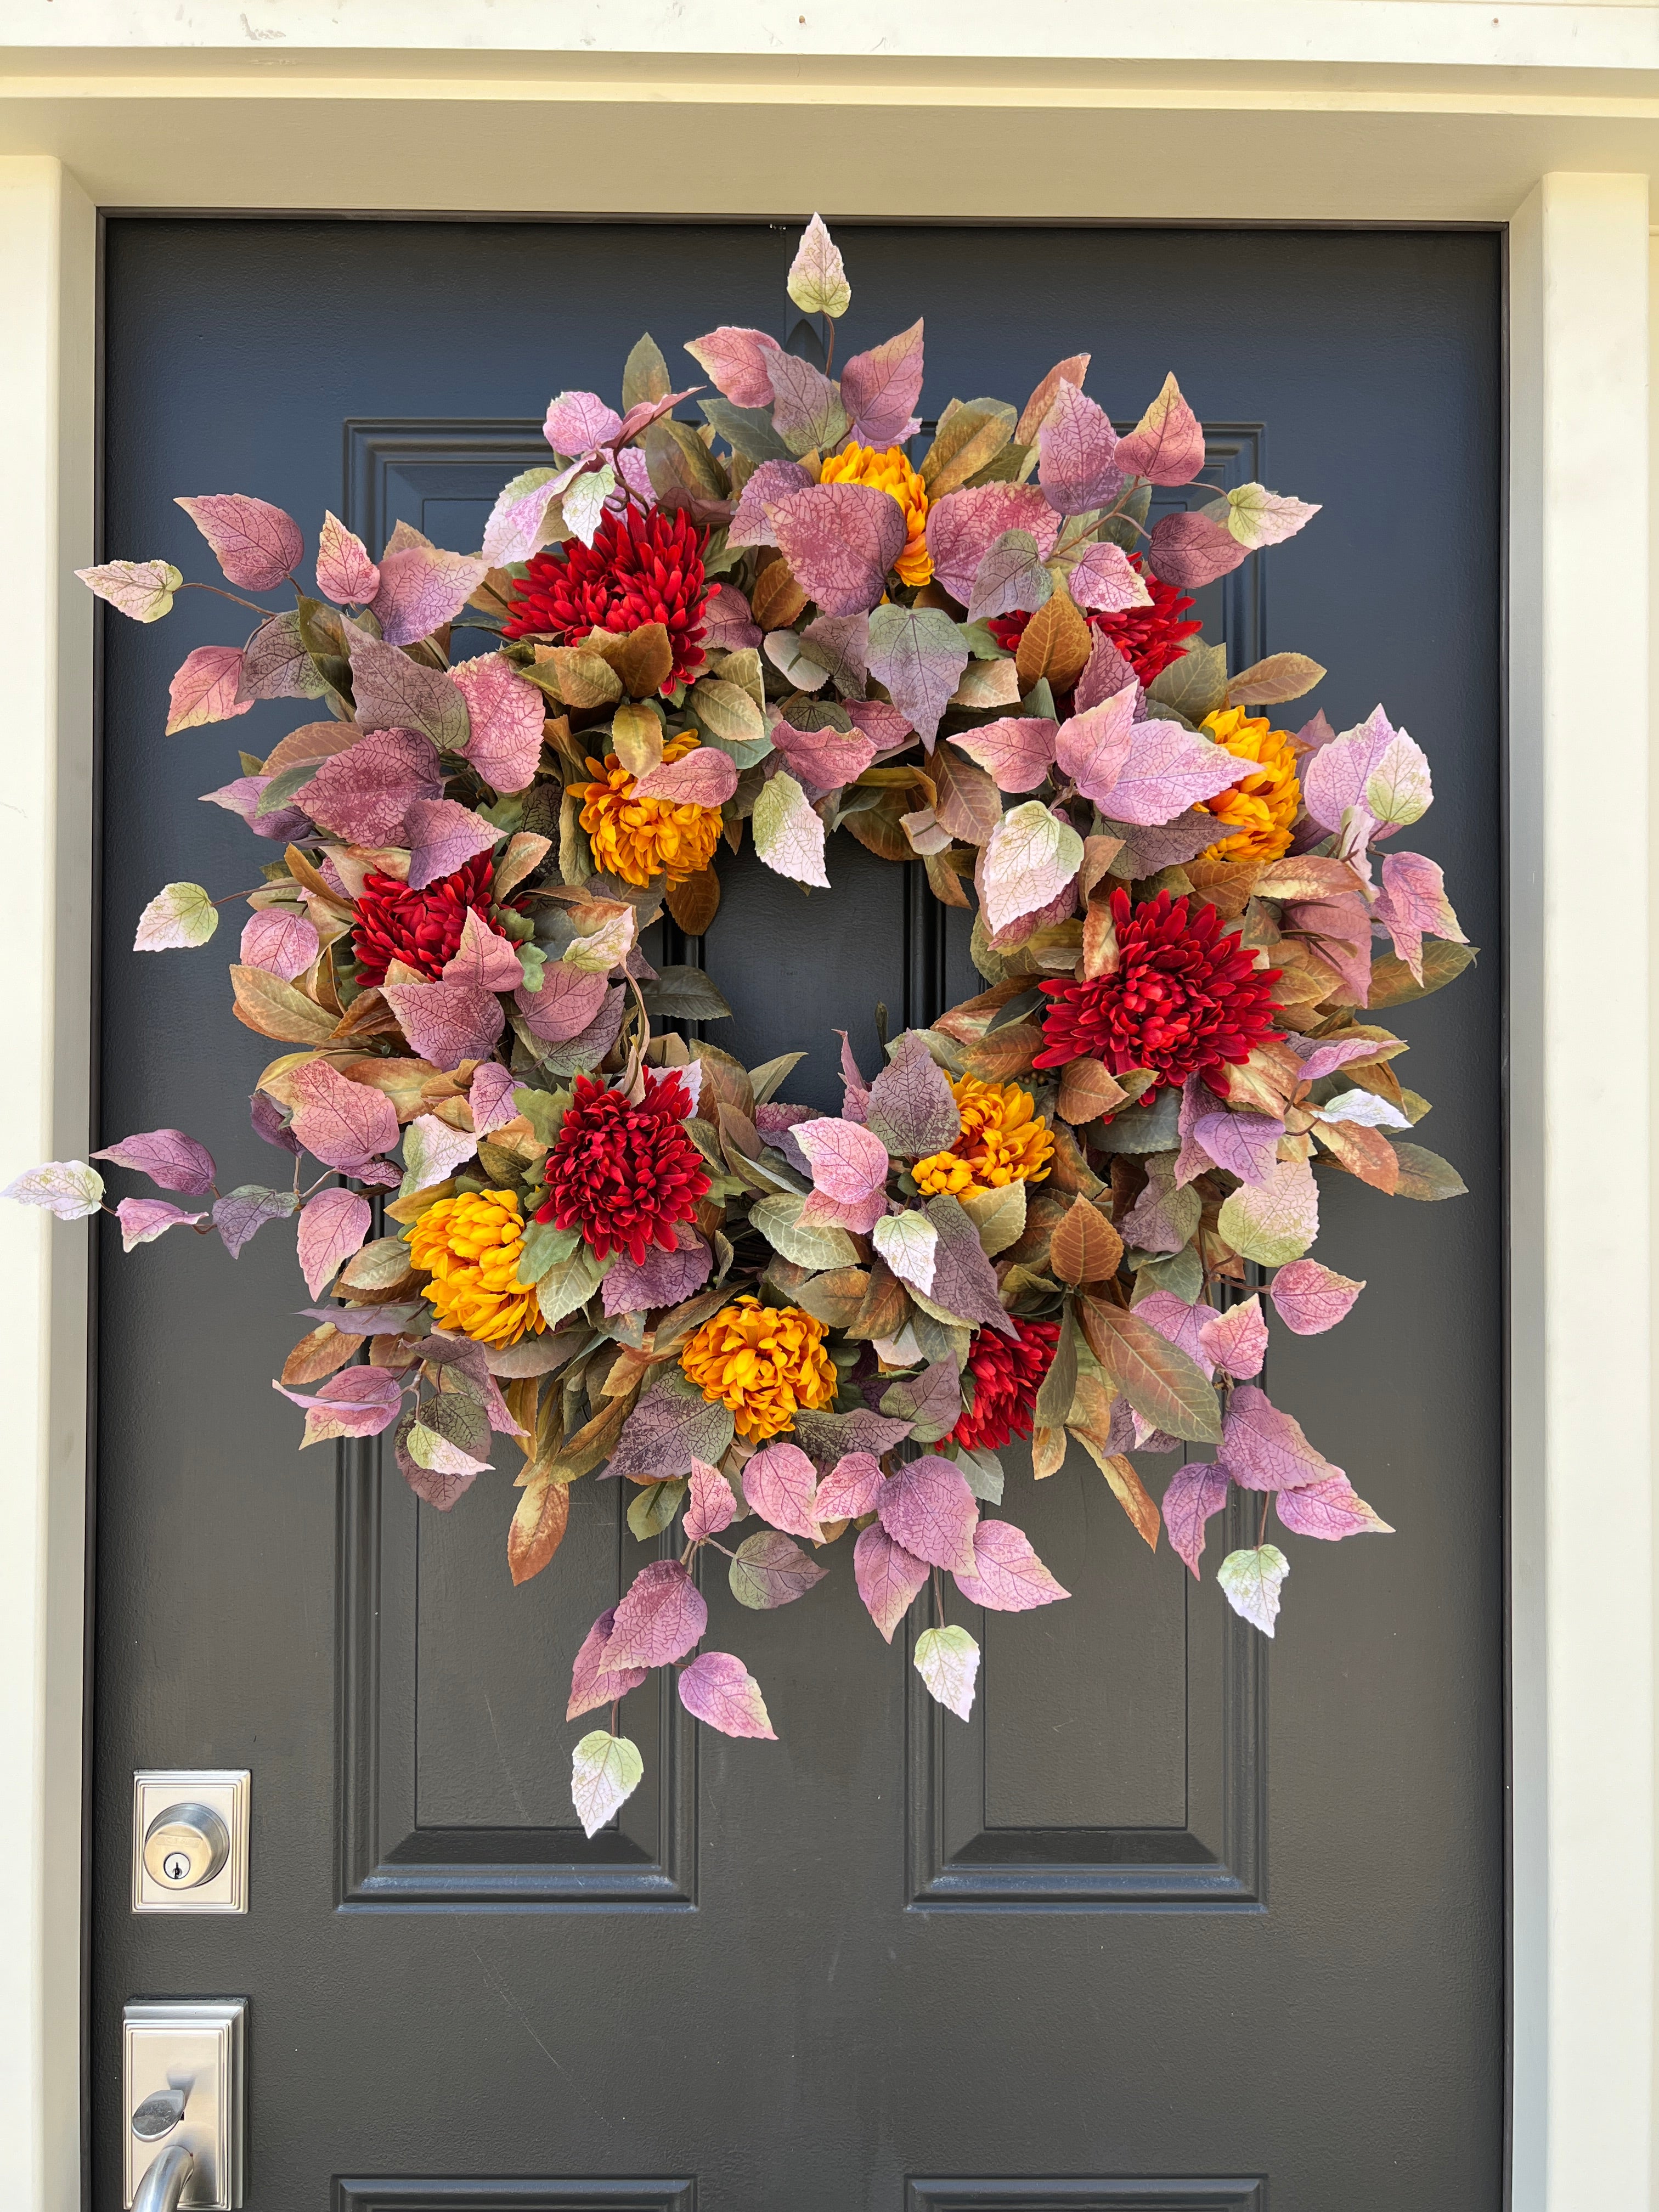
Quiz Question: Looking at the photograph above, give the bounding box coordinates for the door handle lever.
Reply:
[132,2139,195,2212]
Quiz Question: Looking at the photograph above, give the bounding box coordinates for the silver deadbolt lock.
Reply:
[132,1772,250,1914]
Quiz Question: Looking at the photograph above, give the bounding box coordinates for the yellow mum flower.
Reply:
[578,731,724,889]
[408,1188,545,1348]
[1196,707,1302,865]
[680,1295,837,1443]
[819,442,932,587]
[913,1074,1054,1197]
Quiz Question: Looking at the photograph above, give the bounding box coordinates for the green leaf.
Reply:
[688,676,766,749]
[571,1730,645,1837]
[643,417,724,503]
[531,1248,607,1323]
[1217,1545,1289,1638]
[786,214,850,319]
[621,332,671,410]
[1217,1158,1319,1267]
[1147,639,1228,724]
[1032,1311,1079,1429]
[1387,1142,1468,1201]
[628,1477,688,1542]
[748,1051,806,1107]
[640,967,733,1022]
[955,1447,1003,1504]
[749,1192,860,1271]
[1077,1297,1221,1443]
[517,1218,584,1282]
[914,1623,979,1719]
[699,396,794,462]
[512,1085,569,1148]
[1364,940,1477,1008]
[729,1528,828,1610]
[134,881,218,951]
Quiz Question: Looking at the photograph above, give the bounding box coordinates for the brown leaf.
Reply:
[932,744,1002,845]
[666,866,721,935]
[1045,1122,1108,1199]
[1014,589,1092,693]
[1015,354,1090,444]
[496,832,552,899]
[263,721,361,776]
[1076,1296,1221,1443]
[1212,1039,1305,1116]
[690,1042,755,1120]
[1031,1423,1068,1479]
[336,1056,444,1122]
[847,1258,911,1342]
[1224,652,1326,708]
[963,1022,1042,1081]
[230,964,339,1045]
[1183,856,1264,922]
[283,842,356,917]
[508,1474,571,1586]
[751,555,809,630]
[840,792,913,865]
[281,1322,365,1385]
[1313,1116,1401,1193]
[603,623,675,702]
[923,850,973,909]
[339,1236,420,1302]
[1081,891,1119,981]
[543,646,622,710]
[793,1266,870,1329]
[1057,1058,1126,1126]
[503,1373,541,1448]
[1254,856,1363,903]
[1048,1195,1124,1286]
[1071,1436,1160,1551]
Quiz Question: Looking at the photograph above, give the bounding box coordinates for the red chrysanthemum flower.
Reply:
[1035,888,1282,1095]
[351,855,496,989]
[989,552,1200,688]
[502,500,709,692]
[535,1069,711,1266]
[952,1317,1061,1453]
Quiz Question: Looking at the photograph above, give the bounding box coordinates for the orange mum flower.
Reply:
[408,1188,544,1348]
[680,1295,837,1442]
[1196,707,1301,865]
[819,442,932,586]
[912,1074,1054,1197]
[578,731,724,888]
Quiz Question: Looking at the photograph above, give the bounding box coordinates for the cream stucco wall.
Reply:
[1,12,1656,2207]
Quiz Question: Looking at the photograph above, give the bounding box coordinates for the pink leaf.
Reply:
[792,1115,890,1204]
[515,962,612,1044]
[176,493,303,591]
[315,511,380,605]
[1135,1290,1218,1376]
[840,319,925,446]
[767,482,907,617]
[481,467,565,568]
[1037,381,1126,516]
[602,1226,713,1315]
[1289,1035,1385,1085]
[684,326,785,410]
[1162,1459,1230,1578]
[166,645,252,735]
[566,1607,648,1720]
[296,1187,373,1297]
[924,483,1060,603]
[966,531,1053,626]
[116,1197,206,1251]
[1104,719,1244,826]
[346,632,470,749]
[769,718,877,792]
[952,1518,1070,1611]
[631,746,739,807]
[211,1183,298,1257]
[1218,1383,1341,1493]
[404,799,498,890]
[1065,539,1152,614]
[442,908,523,994]
[752,770,828,889]
[1373,850,1465,984]
[866,1034,961,1158]
[1054,682,1137,806]
[1147,509,1248,590]
[1275,1475,1393,1542]
[616,386,699,445]
[1302,706,1430,836]
[289,1060,399,1171]
[381,976,505,1070]
[1287,891,1372,1006]
[370,547,489,649]
[867,605,969,749]
[298,726,444,847]
[678,1651,776,1740]
[543,390,623,453]
[684,1458,737,1542]
[1115,371,1207,486]
[239,906,320,984]
[1193,1109,1285,1187]
[605,1558,708,1669]
[1198,1294,1269,1381]
[702,582,763,652]
[93,1127,216,1195]
[274,1363,404,1442]
[727,458,814,549]
[1269,1259,1365,1335]
[798,1183,888,1235]
[876,1454,979,1576]
[468,1061,520,1135]
[844,698,914,758]
[742,1441,822,1540]
[948,715,1058,794]
[451,654,545,795]
[1076,634,1141,716]
[854,1523,930,1643]
[980,800,1084,935]
[815,1451,885,1521]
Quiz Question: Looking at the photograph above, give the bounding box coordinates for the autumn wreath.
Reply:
[16,218,1473,1831]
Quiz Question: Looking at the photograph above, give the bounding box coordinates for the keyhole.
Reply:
[162,1851,191,1882]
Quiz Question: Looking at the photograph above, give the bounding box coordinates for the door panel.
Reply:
[94,219,1504,2209]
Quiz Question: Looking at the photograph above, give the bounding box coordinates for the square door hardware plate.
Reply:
[122,1997,247,2209]
[131,1770,250,1914]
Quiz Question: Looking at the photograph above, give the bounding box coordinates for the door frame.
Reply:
[0,49,1651,2209]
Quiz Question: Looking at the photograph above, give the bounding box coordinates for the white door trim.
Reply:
[0,77,1648,2207]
